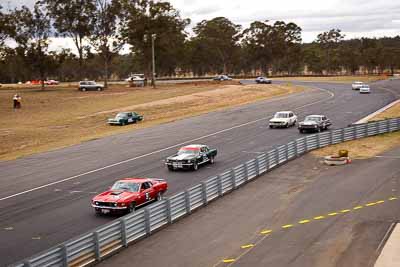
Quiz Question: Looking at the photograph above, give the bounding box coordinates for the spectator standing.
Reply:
[13,93,22,109]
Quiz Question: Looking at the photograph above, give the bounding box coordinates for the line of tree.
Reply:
[1,1,400,88]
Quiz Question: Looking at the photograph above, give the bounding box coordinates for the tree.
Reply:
[316,29,344,73]
[192,17,241,74]
[89,0,124,88]
[13,3,52,89]
[43,0,96,79]
[242,20,302,75]
[120,0,190,78]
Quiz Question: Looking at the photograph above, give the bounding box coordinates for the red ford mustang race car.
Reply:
[91,177,168,215]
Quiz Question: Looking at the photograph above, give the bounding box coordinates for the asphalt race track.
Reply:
[0,79,399,266]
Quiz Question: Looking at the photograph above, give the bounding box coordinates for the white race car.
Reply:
[269,111,297,128]
[359,84,371,94]
[352,81,364,90]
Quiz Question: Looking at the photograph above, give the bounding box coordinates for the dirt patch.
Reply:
[0,82,305,160]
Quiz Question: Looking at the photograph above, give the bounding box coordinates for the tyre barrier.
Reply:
[324,155,351,166]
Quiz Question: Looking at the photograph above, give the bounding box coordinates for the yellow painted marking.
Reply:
[314,216,325,220]
[282,224,294,229]
[328,212,338,216]
[340,209,351,213]
[366,202,377,206]
[223,259,236,263]
[376,200,385,204]
[353,206,363,210]
[241,244,254,249]
[389,197,398,201]
[299,220,310,224]
[260,230,272,235]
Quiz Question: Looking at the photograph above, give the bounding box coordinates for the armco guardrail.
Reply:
[12,117,400,267]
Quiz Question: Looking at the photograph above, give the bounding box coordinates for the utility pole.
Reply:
[151,34,156,88]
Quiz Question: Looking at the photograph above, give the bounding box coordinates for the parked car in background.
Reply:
[79,81,104,91]
[166,144,218,171]
[269,111,297,128]
[125,75,145,82]
[298,115,331,133]
[213,75,232,81]
[255,76,272,84]
[91,177,168,214]
[352,81,364,90]
[359,84,371,94]
[108,112,143,126]
[44,80,59,85]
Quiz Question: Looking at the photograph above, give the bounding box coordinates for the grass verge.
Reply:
[311,102,400,159]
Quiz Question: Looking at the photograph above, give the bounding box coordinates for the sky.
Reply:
[2,0,400,53]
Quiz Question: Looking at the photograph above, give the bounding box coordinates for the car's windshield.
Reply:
[116,113,128,118]
[178,148,199,155]
[111,181,140,192]
[305,116,321,122]
[274,113,288,118]
[88,81,96,85]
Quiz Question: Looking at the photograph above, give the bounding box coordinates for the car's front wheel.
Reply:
[97,87,101,91]
[193,162,199,171]
[209,156,215,164]
[81,88,86,92]
[167,165,174,171]
[128,202,136,213]
[156,192,163,201]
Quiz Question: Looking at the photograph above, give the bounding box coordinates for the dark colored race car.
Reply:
[165,144,218,171]
[298,115,331,133]
[91,177,168,214]
[108,112,143,126]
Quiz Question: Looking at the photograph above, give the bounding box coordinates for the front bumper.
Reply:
[108,120,122,125]
[165,162,194,169]
[269,122,287,127]
[92,204,127,210]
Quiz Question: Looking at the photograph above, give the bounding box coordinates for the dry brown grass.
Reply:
[0,81,305,160]
[272,75,387,84]
[312,102,400,159]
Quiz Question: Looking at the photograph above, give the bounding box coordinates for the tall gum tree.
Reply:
[43,0,96,80]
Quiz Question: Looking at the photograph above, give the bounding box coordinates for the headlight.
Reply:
[95,202,99,205]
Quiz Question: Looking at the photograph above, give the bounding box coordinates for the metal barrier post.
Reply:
[231,169,237,189]
[93,231,101,261]
[365,123,369,137]
[166,198,173,223]
[185,190,191,214]
[294,140,298,156]
[304,138,309,152]
[341,128,345,142]
[284,144,288,161]
[244,164,249,181]
[274,148,279,165]
[217,175,223,195]
[120,219,128,247]
[317,133,321,148]
[60,244,68,267]
[255,157,260,176]
[144,208,151,235]
[387,119,391,132]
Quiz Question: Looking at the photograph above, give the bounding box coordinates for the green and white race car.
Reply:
[108,112,143,126]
